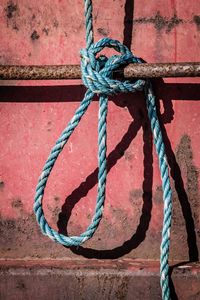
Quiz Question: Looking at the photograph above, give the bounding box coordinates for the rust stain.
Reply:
[129,189,143,201]
[54,196,60,202]
[47,204,61,223]
[124,150,134,161]
[5,1,18,19]
[42,27,50,36]
[53,19,59,28]
[154,186,163,204]
[5,0,19,31]
[11,198,23,209]
[97,27,109,37]
[0,210,64,259]
[31,30,40,40]
[132,11,183,33]
[16,280,26,290]
[0,260,200,299]
[171,134,199,261]
[114,276,130,300]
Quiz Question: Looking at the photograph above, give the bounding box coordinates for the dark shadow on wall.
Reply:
[123,0,134,49]
[0,83,200,102]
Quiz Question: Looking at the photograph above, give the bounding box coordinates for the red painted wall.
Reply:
[0,0,200,261]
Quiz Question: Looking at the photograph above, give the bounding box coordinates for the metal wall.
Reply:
[0,0,200,263]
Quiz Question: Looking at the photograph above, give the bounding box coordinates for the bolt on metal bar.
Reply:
[0,62,200,80]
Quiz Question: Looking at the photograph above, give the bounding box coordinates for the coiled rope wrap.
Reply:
[34,1,172,299]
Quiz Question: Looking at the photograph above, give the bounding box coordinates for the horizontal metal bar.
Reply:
[0,63,200,80]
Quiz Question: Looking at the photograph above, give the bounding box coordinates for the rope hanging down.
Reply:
[34,1,172,299]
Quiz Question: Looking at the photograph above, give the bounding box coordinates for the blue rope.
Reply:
[34,1,172,299]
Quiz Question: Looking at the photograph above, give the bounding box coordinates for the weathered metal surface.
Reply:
[0,65,82,80]
[0,260,200,300]
[0,0,200,267]
[1,62,200,80]
[122,62,200,78]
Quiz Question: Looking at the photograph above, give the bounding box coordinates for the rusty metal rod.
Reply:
[0,62,200,80]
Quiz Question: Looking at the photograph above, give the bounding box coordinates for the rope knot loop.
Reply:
[80,37,146,96]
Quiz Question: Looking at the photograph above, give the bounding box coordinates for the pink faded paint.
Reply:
[0,0,200,262]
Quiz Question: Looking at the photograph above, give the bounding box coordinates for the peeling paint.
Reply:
[171,134,199,261]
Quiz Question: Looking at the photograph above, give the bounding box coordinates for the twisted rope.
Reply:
[34,1,172,299]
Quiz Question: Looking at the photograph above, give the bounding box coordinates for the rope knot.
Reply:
[34,1,173,298]
[80,37,146,96]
